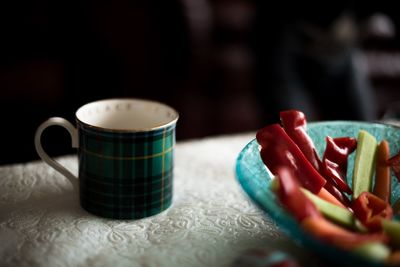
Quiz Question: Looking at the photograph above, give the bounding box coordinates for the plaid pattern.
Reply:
[77,123,175,219]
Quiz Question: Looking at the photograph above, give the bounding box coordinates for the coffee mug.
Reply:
[35,99,179,219]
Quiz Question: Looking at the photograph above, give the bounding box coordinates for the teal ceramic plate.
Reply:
[236,121,400,267]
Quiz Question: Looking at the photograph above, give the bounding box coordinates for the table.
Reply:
[0,133,324,267]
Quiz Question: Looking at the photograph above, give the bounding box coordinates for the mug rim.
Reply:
[75,98,179,133]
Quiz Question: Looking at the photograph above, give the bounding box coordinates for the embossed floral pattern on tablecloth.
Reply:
[0,134,316,267]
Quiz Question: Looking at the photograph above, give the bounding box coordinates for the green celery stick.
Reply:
[352,130,378,199]
[351,242,390,262]
[301,188,360,230]
[382,219,400,248]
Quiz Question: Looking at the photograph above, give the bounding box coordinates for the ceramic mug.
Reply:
[35,99,179,219]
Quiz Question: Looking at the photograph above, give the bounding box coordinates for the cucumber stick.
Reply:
[301,188,356,228]
[351,242,390,262]
[352,130,378,199]
[382,220,400,247]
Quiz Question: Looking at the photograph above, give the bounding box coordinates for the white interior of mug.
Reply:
[75,99,179,131]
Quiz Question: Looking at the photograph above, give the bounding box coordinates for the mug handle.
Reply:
[34,117,79,191]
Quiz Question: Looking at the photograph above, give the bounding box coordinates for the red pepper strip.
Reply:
[257,124,326,194]
[280,110,321,171]
[275,167,322,222]
[321,136,356,195]
[323,182,352,207]
[302,216,389,250]
[373,140,391,203]
[352,192,393,232]
[388,150,400,183]
[321,159,353,195]
[323,137,357,176]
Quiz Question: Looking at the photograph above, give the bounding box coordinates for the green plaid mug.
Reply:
[35,99,179,219]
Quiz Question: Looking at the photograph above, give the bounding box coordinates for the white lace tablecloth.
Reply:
[0,133,325,267]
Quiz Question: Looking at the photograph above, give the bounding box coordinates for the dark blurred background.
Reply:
[1,1,400,164]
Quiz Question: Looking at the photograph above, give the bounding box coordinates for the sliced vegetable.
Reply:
[257,110,400,261]
[321,136,356,195]
[323,137,357,177]
[382,220,400,249]
[352,130,378,198]
[373,140,391,203]
[352,192,393,232]
[317,186,347,208]
[301,217,389,250]
[280,110,321,171]
[270,164,346,208]
[301,188,356,229]
[321,159,352,195]
[257,124,326,194]
[351,242,390,262]
[275,167,322,222]
[322,182,351,207]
